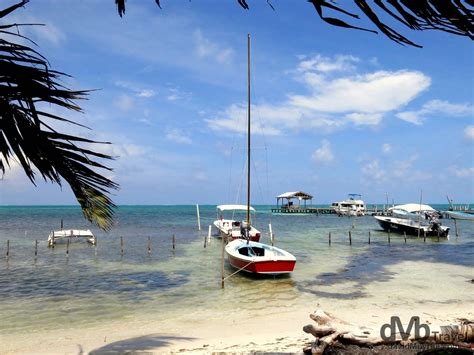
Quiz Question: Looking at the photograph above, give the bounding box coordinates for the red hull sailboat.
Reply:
[224,34,296,276]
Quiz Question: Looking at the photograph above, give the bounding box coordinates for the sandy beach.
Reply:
[3,259,472,354]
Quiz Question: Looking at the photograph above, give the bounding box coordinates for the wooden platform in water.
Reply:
[271,207,334,214]
[271,207,386,215]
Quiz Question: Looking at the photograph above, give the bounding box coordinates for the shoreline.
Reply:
[3,301,471,354]
[3,260,472,354]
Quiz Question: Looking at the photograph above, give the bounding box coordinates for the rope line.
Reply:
[223,259,255,281]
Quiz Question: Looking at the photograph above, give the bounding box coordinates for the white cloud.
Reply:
[193,171,208,181]
[396,99,473,125]
[361,159,386,183]
[463,125,474,140]
[9,15,66,46]
[166,87,190,102]
[206,104,283,136]
[117,94,134,111]
[207,56,431,136]
[165,129,192,144]
[450,166,474,178]
[290,70,430,113]
[392,154,418,178]
[297,54,359,73]
[382,143,392,154]
[115,81,156,98]
[361,155,431,184]
[194,29,234,65]
[312,139,334,163]
[137,89,155,98]
[345,113,383,126]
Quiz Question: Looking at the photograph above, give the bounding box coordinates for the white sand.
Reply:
[2,260,472,354]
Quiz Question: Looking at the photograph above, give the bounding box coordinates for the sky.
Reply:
[1,0,473,205]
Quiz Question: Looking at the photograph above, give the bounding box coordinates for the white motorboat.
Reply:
[331,194,366,216]
[213,204,261,242]
[374,215,449,237]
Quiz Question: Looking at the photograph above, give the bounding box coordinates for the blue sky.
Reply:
[1,0,473,205]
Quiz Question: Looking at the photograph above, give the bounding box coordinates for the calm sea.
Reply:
[0,205,473,336]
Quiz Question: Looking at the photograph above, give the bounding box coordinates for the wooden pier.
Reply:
[271,207,386,215]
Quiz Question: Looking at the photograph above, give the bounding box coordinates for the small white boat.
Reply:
[332,194,366,216]
[225,239,296,275]
[213,204,261,242]
[445,211,474,221]
[48,229,96,247]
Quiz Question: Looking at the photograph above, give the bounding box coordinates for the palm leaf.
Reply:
[114,0,474,47]
[1,3,118,230]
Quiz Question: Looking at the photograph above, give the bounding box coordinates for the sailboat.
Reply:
[225,34,296,275]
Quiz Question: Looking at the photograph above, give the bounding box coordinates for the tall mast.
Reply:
[246,33,251,227]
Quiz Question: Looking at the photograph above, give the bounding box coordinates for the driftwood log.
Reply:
[303,309,473,354]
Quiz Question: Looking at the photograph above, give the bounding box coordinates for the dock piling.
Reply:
[388,229,391,244]
[196,204,201,231]
[349,231,352,245]
[35,240,38,257]
[423,230,426,243]
[368,231,371,245]
[203,233,207,248]
[454,219,459,238]
[404,232,407,243]
[328,232,331,246]
[120,236,124,255]
[6,240,10,258]
[269,224,274,246]
[207,225,212,245]
[221,236,225,289]
[66,238,70,256]
[172,234,176,250]
[148,236,152,254]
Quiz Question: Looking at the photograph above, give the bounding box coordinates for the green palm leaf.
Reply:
[1,2,118,230]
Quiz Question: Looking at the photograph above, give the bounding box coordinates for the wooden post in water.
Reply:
[404,232,407,244]
[203,233,207,248]
[6,240,10,258]
[120,236,124,255]
[454,219,459,238]
[172,234,176,250]
[348,231,352,245]
[388,229,391,244]
[221,235,225,289]
[196,204,201,231]
[207,225,212,245]
[423,230,426,243]
[66,238,70,256]
[368,231,371,245]
[148,236,152,254]
[35,240,38,257]
[328,231,331,246]
[61,219,63,229]
[269,224,273,246]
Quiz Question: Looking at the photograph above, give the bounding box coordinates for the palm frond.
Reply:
[1,3,118,230]
[114,0,474,47]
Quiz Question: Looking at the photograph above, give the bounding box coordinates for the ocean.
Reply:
[0,205,473,339]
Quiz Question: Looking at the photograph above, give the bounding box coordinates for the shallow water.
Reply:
[0,205,472,336]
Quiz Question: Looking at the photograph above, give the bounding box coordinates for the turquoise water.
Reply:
[0,205,473,337]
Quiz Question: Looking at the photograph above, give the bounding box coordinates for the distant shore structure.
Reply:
[273,191,316,214]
